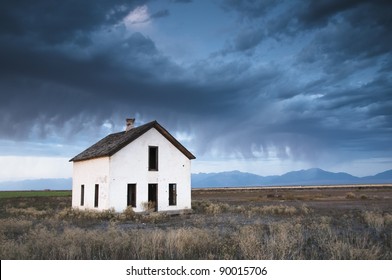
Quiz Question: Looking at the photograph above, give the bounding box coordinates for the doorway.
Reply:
[127,184,136,207]
[148,184,158,211]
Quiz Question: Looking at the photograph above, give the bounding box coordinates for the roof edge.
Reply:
[69,155,109,162]
[152,121,196,160]
[69,120,196,162]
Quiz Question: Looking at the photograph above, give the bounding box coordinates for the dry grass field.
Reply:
[0,185,391,259]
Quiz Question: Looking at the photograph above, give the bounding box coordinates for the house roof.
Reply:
[69,120,196,162]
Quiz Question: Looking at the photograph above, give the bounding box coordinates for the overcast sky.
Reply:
[1,0,391,181]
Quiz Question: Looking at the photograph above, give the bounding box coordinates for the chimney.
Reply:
[126,118,135,132]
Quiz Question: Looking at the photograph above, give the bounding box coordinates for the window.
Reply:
[148,146,158,171]
[127,184,136,207]
[169,183,177,206]
[80,185,85,206]
[94,184,99,208]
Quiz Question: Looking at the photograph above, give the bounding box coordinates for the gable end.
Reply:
[69,121,195,162]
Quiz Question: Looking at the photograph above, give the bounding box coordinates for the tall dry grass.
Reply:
[0,200,391,260]
[1,218,389,259]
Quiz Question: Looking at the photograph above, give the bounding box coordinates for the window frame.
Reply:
[94,184,99,208]
[169,183,177,206]
[148,146,159,171]
[80,184,85,206]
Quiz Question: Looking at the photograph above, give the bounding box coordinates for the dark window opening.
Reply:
[148,146,158,171]
[80,185,85,206]
[148,184,158,211]
[127,184,136,207]
[169,183,177,206]
[94,184,99,208]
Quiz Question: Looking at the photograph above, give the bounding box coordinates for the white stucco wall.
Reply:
[72,127,192,213]
[109,128,192,212]
[71,157,110,210]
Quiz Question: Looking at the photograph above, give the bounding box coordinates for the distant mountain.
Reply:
[191,168,392,188]
[0,178,72,191]
[191,170,273,188]
[273,168,360,186]
[0,169,391,190]
[362,169,392,183]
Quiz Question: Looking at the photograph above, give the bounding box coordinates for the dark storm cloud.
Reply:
[297,0,367,28]
[171,0,193,3]
[221,28,265,54]
[218,0,392,159]
[297,2,392,65]
[0,0,173,141]
[0,0,391,166]
[222,0,392,55]
[0,0,149,45]
[151,9,170,19]
[221,0,281,19]
[0,0,257,147]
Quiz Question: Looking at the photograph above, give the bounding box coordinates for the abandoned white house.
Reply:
[69,119,195,213]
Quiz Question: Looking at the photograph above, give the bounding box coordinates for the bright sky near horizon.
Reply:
[0,0,391,181]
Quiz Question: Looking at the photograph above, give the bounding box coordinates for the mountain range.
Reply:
[191,168,392,188]
[0,168,391,190]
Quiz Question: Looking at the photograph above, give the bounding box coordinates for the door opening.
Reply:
[127,184,136,207]
[148,184,158,211]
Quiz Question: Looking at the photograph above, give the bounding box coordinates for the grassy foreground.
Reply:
[0,192,391,260]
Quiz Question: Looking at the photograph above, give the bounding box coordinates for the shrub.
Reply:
[249,205,298,216]
[57,208,118,221]
[346,192,356,199]
[6,207,49,218]
[0,218,33,239]
[140,212,169,224]
[191,200,213,213]
[205,202,230,215]
[362,211,389,232]
[142,201,156,212]
[120,206,136,220]
[300,204,312,215]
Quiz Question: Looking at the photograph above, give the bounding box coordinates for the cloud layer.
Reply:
[0,0,391,176]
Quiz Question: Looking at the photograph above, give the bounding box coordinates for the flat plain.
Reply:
[1,185,391,259]
[193,184,392,213]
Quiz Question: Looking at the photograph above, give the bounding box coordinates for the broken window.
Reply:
[127,184,136,207]
[169,183,177,206]
[94,184,99,208]
[80,185,85,206]
[148,146,158,171]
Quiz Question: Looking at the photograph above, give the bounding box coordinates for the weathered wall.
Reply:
[109,128,192,212]
[71,157,110,210]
